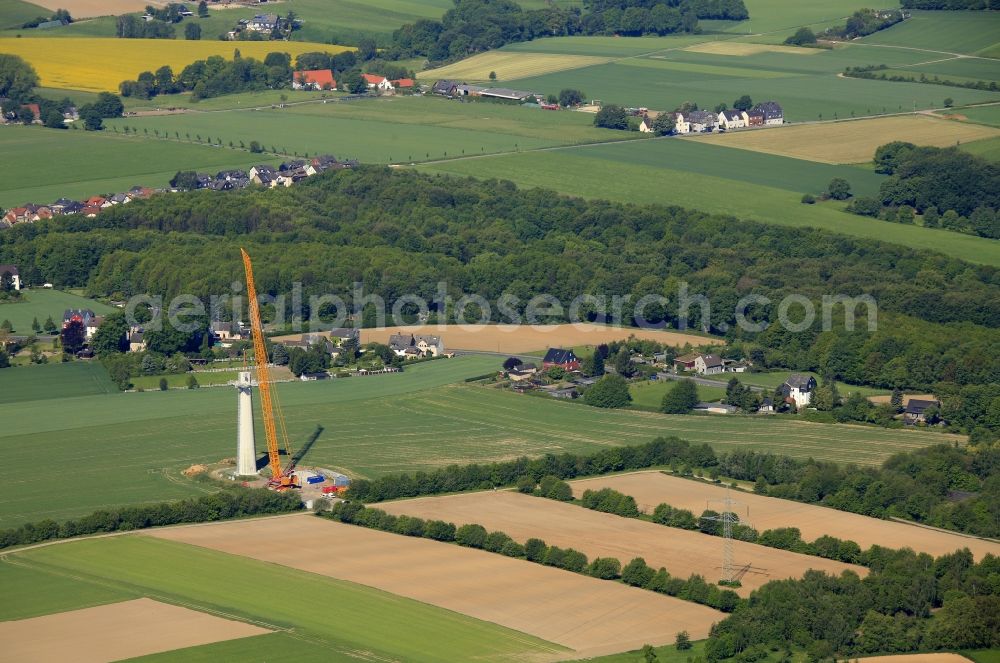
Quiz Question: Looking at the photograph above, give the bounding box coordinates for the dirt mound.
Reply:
[182,464,207,477]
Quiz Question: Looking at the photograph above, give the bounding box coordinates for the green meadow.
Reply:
[103,95,642,164]
[0,126,263,207]
[420,139,1000,267]
[0,289,113,333]
[630,380,727,410]
[0,356,957,527]
[860,10,1000,57]
[0,362,118,404]
[503,53,1000,122]
[5,535,563,662]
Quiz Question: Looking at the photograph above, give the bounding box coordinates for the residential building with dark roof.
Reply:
[542,348,580,371]
[781,374,817,408]
[904,398,940,425]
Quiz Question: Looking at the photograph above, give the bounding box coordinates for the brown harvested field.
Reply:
[31,0,151,16]
[858,655,973,663]
[147,515,722,658]
[570,472,1000,561]
[0,598,269,662]
[699,115,1000,164]
[868,393,935,405]
[379,491,865,597]
[354,323,717,353]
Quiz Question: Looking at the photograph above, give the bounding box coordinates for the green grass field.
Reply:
[129,369,242,391]
[0,289,113,332]
[420,140,1000,267]
[961,136,1000,162]
[958,105,1000,128]
[629,380,727,410]
[0,0,50,29]
[0,356,958,527]
[102,95,642,165]
[861,10,1000,57]
[698,371,890,397]
[579,639,707,663]
[5,535,564,662]
[0,126,265,207]
[0,361,118,404]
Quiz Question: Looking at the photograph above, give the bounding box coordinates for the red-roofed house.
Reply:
[80,205,102,218]
[362,73,394,91]
[293,69,336,91]
[391,78,415,88]
[84,195,110,208]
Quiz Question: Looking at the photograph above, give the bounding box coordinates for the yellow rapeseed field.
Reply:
[0,38,352,92]
[420,51,610,82]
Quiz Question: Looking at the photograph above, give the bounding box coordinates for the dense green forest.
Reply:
[389,0,748,62]
[847,142,1000,239]
[1,167,998,405]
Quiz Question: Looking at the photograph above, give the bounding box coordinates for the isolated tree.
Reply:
[943,97,954,108]
[184,22,201,40]
[733,94,753,111]
[828,177,852,200]
[186,373,199,389]
[31,317,40,333]
[784,26,817,46]
[585,374,631,408]
[890,387,904,410]
[801,193,816,204]
[641,644,659,662]
[80,105,103,130]
[170,170,200,190]
[249,140,263,153]
[675,631,692,651]
[60,320,86,355]
[271,343,289,366]
[489,70,497,81]
[43,316,57,334]
[0,319,11,332]
[613,350,631,377]
[158,377,169,391]
[197,0,208,17]
[661,379,698,414]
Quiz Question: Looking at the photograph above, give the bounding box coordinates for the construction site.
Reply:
[211,248,350,505]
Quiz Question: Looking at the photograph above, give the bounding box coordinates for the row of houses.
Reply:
[291,70,415,93]
[673,353,749,375]
[432,80,543,103]
[639,102,784,134]
[0,102,79,126]
[1,155,354,230]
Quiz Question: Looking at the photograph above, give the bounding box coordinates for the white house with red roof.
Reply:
[362,73,394,91]
[293,69,336,90]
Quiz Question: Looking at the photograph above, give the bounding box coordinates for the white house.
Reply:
[0,264,21,291]
[362,74,394,91]
[781,374,816,408]
[694,354,724,375]
[388,333,444,358]
[718,109,745,130]
[686,110,717,132]
[638,111,661,133]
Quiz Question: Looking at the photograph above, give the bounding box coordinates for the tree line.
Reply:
[320,499,741,612]
[387,0,747,64]
[0,488,302,550]
[902,0,998,8]
[0,167,998,404]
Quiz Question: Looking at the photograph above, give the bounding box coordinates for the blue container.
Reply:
[307,475,325,484]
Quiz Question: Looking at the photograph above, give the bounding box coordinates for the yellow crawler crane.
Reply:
[240,248,297,490]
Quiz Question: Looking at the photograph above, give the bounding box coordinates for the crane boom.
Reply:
[240,248,289,486]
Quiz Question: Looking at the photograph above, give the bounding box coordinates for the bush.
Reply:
[588,557,622,579]
[561,548,589,573]
[622,557,655,587]
[516,475,537,493]
[538,475,573,501]
[524,537,548,562]
[801,193,816,204]
[500,540,525,557]
[584,374,632,408]
[455,523,488,548]
[484,530,512,552]
[423,519,456,541]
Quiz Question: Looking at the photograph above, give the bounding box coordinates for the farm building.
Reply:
[362,74,394,91]
[479,87,539,102]
[293,69,336,91]
[433,79,462,96]
[542,348,580,372]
